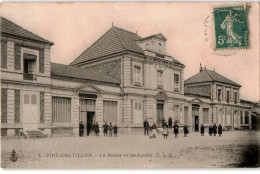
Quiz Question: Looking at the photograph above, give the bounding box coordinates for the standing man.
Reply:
[168,117,173,129]
[173,122,179,138]
[218,124,223,137]
[143,119,150,136]
[209,124,213,136]
[213,123,217,136]
[108,123,113,137]
[94,122,100,136]
[79,121,84,137]
[103,122,108,136]
[113,124,118,137]
[200,124,205,136]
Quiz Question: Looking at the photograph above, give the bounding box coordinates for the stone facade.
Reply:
[1,18,258,138]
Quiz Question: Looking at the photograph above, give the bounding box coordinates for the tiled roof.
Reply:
[185,69,241,87]
[184,86,211,98]
[51,63,120,84]
[1,17,54,45]
[70,26,144,65]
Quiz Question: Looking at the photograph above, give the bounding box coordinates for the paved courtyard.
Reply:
[1,130,260,168]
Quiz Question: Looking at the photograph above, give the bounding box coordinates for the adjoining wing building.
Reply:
[1,17,259,137]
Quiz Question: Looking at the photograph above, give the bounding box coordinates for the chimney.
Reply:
[200,63,203,72]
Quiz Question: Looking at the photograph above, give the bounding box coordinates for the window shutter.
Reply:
[14,43,21,70]
[1,41,7,68]
[39,48,44,73]
[14,90,20,123]
[1,88,7,123]
[40,92,45,123]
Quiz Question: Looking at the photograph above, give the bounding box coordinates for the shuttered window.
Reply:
[203,108,209,123]
[103,101,117,123]
[52,97,71,123]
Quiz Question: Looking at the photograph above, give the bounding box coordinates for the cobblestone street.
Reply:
[1,130,260,168]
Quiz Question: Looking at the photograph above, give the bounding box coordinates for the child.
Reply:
[113,124,118,137]
[162,123,168,139]
[183,124,189,137]
[149,128,153,139]
[151,123,157,138]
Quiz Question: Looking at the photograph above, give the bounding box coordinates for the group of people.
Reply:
[79,121,118,137]
[144,118,189,139]
[144,118,223,139]
[200,123,223,136]
[102,122,118,137]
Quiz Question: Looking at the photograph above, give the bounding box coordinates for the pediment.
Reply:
[74,83,103,94]
[190,97,203,104]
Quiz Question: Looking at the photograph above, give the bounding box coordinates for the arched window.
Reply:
[145,43,150,50]
[158,43,162,52]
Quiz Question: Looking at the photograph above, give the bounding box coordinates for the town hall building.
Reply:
[1,17,259,137]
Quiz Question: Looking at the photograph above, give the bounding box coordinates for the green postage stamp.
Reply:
[214,4,250,49]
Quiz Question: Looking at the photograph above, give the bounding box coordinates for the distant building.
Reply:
[1,17,259,137]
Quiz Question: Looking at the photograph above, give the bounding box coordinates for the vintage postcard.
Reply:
[0,2,259,168]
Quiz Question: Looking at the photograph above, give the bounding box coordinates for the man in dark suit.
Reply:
[143,119,150,135]
[79,121,84,137]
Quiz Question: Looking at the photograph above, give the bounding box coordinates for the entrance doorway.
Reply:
[79,98,96,136]
[157,103,164,127]
[23,92,39,131]
[192,106,200,132]
[194,116,199,131]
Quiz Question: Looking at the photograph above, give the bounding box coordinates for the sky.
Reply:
[1,2,259,102]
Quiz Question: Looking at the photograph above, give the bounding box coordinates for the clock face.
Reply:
[145,43,150,50]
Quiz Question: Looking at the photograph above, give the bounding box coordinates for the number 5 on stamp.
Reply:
[214,4,250,49]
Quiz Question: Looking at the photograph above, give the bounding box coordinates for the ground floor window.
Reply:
[174,105,180,122]
[52,97,71,123]
[184,107,188,123]
[1,128,7,136]
[133,100,143,124]
[203,108,209,123]
[245,111,249,124]
[103,101,117,123]
[240,111,243,124]
[225,109,232,125]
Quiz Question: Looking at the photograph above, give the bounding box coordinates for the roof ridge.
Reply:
[207,69,240,86]
[51,62,120,84]
[112,26,138,35]
[70,27,116,65]
[1,16,53,45]
[205,69,215,81]
[112,26,126,50]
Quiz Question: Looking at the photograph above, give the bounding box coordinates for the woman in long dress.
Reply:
[220,10,243,46]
